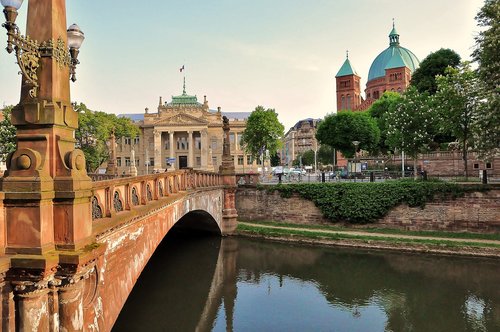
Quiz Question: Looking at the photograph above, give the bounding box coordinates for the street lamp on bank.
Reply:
[352,140,359,178]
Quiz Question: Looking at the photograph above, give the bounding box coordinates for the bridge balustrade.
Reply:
[91,170,222,221]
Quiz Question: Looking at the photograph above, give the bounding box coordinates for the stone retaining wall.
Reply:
[235,187,500,233]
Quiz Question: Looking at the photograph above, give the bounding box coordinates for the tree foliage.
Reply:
[472,0,500,157]
[294,149,315,167]
[241,106,284,158]
[367,91,402,154]
[317,144,335,165]
[316,111,380,158]
[0,106,16,162]
[410,48,461,94]
[434,63,483,178]
[386,86,436,173]
[75,103,139,172]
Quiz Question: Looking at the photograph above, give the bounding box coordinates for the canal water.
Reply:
[113,234,500,332]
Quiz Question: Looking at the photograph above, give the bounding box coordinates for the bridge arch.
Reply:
[171,209,222,235]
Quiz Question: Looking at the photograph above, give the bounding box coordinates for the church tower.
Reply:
[335,52,362,111]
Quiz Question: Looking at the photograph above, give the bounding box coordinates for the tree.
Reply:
[241,106,284,159]
[293,149,315,167]
[316,111,380,158]
[410,48,461,94]
[367,91,402,154]
[317,144,335,165]
[386,86,436,178]
[75,103,139,172]
[0,106,16,163]
[270,153,281,167]
[434,63,483,179]
[472,0,500,158]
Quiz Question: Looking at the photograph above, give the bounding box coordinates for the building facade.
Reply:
[113,81,257,175]
[336,23,420,112]
[281,118,320,167]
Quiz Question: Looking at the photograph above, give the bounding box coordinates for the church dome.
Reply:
[367,24,420,82]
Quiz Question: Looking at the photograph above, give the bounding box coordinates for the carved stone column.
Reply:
[58,281,84,331]
[153,130,161,172]
[13,281,53,331]
[0,0,93,253]
[169,131,175,170]
[219,116,237,234]
[201,129,208,170]
[105,131,118,176]
[188,131,194,168]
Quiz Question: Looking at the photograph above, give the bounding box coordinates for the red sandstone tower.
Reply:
[335,52,362,112]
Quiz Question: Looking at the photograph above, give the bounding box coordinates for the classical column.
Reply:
[234,132,238,151]
[58,281,84,331]
[169,131,175,170]
[201,129,208,170]
[153,130,161,172]
[188,131,194,168]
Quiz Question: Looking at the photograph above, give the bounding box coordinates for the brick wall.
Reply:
[235,187,500,233]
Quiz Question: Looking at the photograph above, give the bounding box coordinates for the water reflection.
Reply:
[114,235,500,332]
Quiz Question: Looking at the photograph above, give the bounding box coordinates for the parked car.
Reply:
[290,168,306,175]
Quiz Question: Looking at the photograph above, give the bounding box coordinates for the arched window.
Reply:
[347,95,351,110]
[341,95,345,110]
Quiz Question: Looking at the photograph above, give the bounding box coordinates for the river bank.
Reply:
[236,221,500,259]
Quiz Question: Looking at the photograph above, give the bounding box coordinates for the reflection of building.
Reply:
[115,80,256,174]
[335,23,420,112]
[281,118,320,167]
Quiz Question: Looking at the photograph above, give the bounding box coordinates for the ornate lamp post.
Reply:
[0,0,92,254]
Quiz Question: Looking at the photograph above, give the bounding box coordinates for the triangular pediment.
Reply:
[154,113,209,126]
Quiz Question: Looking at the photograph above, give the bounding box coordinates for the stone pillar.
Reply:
[169,131,175,170]
[0,268,15,331]
[188,131,194,168]
[234,132,238,151]
[201,129,208,170]
[58,281,84,331]
[219,116,238,234]
[0,0,93,253]
[153,130,161,172]
[129,149,138,177]
[106,131,118,176]
[14,286,52,331]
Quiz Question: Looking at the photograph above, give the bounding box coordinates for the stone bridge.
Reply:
[0,170,238,331]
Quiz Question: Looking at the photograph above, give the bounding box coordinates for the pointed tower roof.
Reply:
[335,52,358,77]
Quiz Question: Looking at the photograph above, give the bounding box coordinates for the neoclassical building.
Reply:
[114,81,255,175]
[281,118,321,167]
[335,23,420,112]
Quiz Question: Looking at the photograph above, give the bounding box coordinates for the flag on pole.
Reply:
[180,65,185,72]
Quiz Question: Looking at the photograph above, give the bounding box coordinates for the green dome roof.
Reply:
[367,25,420,82]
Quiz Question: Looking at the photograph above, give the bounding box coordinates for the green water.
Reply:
[113,235,500,332]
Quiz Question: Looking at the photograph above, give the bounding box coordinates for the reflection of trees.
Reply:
[236,239,500,331]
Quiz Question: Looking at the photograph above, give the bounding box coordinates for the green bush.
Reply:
[259,180,487,224]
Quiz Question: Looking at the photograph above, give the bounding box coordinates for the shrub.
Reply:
[259,180,486,224]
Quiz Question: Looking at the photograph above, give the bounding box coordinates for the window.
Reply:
[136,159,140,166]
[195,137,201,150]
[486,162,492,169]
[341,95,345,110]
[211,139,218,151]
[237,134,242,147]
[212,156,218,167]
[125,157,131,166]
[347,95,351,109]
[230,133,235,146]
[247,155,253,165]
[124,137,131,145]
[256,157,262,165]
[473,163,479,169]
[133,136,140,145]
[237,155,244,165]
[196,157,201,167]
[117,158,122,167]
[149,158,154,167]
[165,139,169,150]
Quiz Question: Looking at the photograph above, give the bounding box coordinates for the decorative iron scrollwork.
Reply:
[39,38,71,68]
[113,191,123,212]
[146,184,153,201]
[131,187,139,206]
[158,182,164,197]
[92,196,102,220]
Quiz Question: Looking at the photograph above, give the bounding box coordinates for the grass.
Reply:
[239,220,500,241]
[237,222,500,250]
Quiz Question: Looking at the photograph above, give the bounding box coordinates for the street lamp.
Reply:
[1,0,84,97]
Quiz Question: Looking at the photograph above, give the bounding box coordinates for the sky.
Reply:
[0,0,485,131]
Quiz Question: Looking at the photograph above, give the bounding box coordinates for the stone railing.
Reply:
[235,173,261,186]
[88,173,123,182]
[91,170,221,221]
